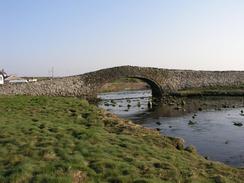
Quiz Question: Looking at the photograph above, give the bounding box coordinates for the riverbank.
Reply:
[0,96,244,182]
[171,85,244,97]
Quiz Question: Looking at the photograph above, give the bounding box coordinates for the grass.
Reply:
[172,85,244,97]
[0,96,244,182]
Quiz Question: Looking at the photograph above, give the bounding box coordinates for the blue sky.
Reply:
[1,0,244,76]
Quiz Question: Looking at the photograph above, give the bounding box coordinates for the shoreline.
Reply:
[0,95,244,182]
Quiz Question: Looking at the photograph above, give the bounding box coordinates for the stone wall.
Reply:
[1,66,244,98]
[0,76,91,99]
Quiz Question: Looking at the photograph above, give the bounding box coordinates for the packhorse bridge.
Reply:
[1,66,244,99]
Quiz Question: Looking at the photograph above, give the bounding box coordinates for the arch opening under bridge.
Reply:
[97,75,163,99]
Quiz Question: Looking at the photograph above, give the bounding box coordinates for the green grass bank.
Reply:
[0,96,243,183]
[171,85,244,97]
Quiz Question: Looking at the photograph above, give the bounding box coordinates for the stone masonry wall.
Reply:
[1,66,244,98]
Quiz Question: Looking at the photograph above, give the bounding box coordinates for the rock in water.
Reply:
[174,106,182,110]
[188,120,196,125]
[156,122,161,125]
[198,107,203,111]
[181,100,186,106]
[233,122,243,127]
[147,101,152,108]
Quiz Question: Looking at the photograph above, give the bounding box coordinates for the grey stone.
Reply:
[1,66,244,99]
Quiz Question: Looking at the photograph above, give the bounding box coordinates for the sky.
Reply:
[1,0,244,76]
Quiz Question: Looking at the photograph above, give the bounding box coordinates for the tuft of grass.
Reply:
[0,96,243,182]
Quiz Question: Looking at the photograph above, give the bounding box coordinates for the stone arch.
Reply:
[127,76,163,98]
[98,74,163,99]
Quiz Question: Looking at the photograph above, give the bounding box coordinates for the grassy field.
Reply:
[0,96,244,183]
[172,85,244,97]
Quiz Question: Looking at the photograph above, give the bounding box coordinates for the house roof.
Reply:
[0,70,8,77]
[0,70,7,75]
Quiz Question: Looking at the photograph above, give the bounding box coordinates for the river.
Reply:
[98,89,244,167]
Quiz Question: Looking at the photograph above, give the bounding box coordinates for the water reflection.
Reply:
[98,90,244,167]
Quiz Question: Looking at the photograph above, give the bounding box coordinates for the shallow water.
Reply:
[98,90,244,167]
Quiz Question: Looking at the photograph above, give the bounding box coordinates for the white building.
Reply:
[0,74,3,85]
[0,70,7,85]
[5,75,28,84]
[28,78,38,82]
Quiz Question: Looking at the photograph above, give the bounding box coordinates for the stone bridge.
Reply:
[1,66,244,99]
